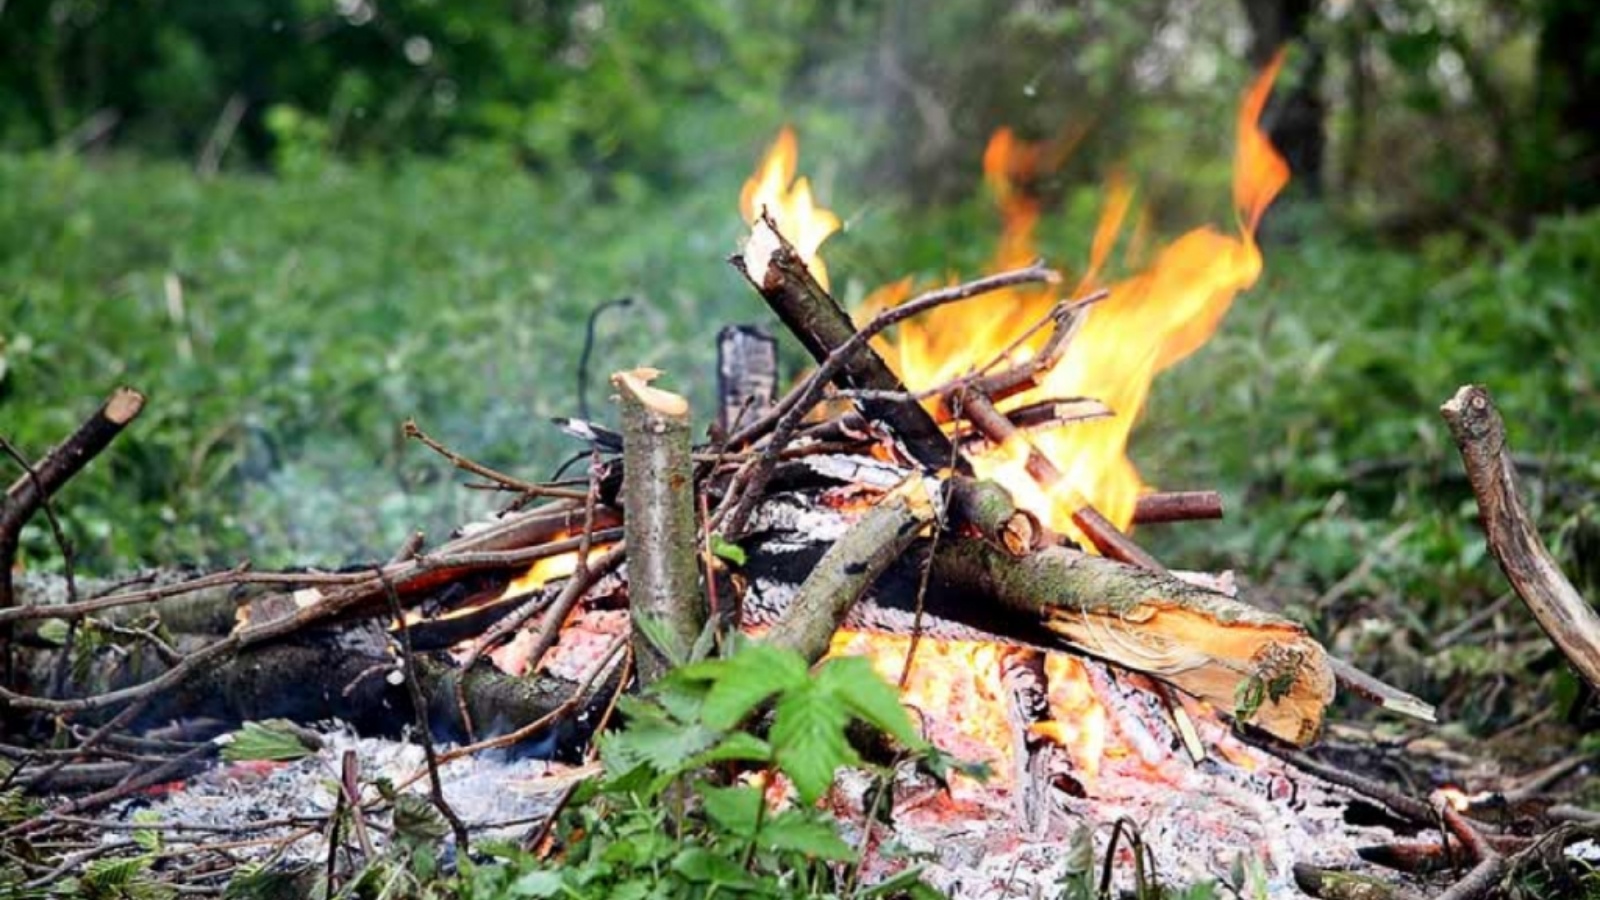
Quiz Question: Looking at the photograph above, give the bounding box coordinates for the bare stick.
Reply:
[1431,789,1507,900]
[769,477,937,665]
[1441,384,1600,693]
[0,436,82,703]
[1130,491,1225,525]
[724,222,1058,534]
[404,419,585,500]
[1,387,144,684]
[957,387,1165,571]
[522,544,628,679]
[379,566,470,852]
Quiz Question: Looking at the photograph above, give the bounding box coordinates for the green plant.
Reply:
[458,640,972,899]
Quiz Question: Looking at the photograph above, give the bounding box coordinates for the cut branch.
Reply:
[732,212,976,471]
[613,368,704,683]
[1441,384,1600,693]
[1131,490,1224,525]
[930,538,1335,745]
[769,477,936,664]
[1,387,146,674]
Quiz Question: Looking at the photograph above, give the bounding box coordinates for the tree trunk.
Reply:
[1240,0,1325,199]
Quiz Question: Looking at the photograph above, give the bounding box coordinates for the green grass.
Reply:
[3,151,1598,729]
[0,150,769,568]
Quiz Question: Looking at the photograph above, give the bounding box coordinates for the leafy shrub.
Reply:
[457,640,970,899]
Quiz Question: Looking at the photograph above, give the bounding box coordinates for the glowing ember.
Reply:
[740,126,842,290]
[501,550,582,600]
[1437,785,1473,812]
[828,631,1018,786]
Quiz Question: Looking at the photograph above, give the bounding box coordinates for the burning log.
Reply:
[733,212,960,474]
[929,538,1335,745]
[769,476,936,664]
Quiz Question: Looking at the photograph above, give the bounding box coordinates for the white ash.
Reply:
[789,455,914,491]
[833,735,1398,899]
[742,490,854,547]
[108,725,585,863]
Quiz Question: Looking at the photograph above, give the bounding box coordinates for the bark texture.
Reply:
[1441,384,1600,693]
[613,368,704,684]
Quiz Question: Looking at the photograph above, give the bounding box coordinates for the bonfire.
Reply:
[2,53,1597,900]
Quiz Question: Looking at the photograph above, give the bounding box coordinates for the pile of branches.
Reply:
[2,214,1599,899]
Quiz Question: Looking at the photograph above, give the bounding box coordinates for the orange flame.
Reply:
[733,62,1292,784]
[740,126,842,290]
[879,55,1289,536]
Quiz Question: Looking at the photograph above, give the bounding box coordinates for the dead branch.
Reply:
[723,215,1056,536]
[379,568,469,852]
[1,387,145,690]
[1441,384,1600,693]
[944,476,1043,556]
[403,418,585,500]
[1130,490,1224,525]
[731,212,975,471]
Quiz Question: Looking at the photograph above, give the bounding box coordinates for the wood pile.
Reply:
[2,214,1598,900]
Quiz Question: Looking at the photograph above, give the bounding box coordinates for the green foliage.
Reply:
[219,720,315,763]
[708,533,747,567]
[68,854,175,900]
[0,0,812,184]
[457,639,953,899]
[0,150,758,571]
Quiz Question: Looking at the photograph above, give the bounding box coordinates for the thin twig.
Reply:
[379,566,470,852]
[722,263,1061,536]
[404,418,586,500]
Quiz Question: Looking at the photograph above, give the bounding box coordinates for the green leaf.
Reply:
[698,643,809,730]
[686,732,773,768]
[508,869,566,897]
[35,619,69,647]
[708,533,747,566]
[770,681,857,805]
[603,718,719,777]
[392,794,450,847]
[82,854,156,892]
[220,720,312,763]
[1233,676,1266,722]
[698,784,763,837]
[816,655,925,750]
[858,867,943,899]
[670,847,757,889]
[758,810,855,860]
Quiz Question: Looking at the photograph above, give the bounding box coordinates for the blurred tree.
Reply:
[1240,0,1325,196]
[0,0,811,187]
[1529,0,1600,213]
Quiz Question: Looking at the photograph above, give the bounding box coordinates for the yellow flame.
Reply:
[740,126,842,290]
[501,550,581,600]
[880,57,1289,536]
[740,64,1291,780]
